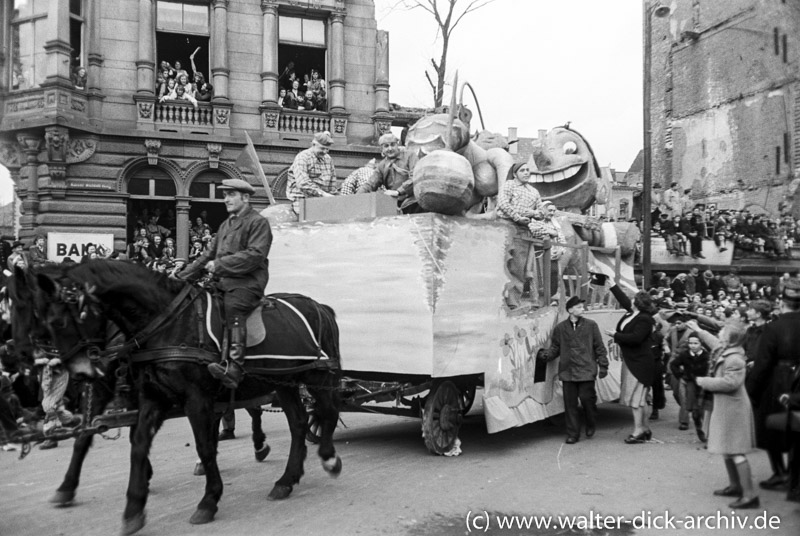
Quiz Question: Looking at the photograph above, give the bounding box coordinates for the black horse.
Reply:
[7,265,272,506]
[32,260,342,535]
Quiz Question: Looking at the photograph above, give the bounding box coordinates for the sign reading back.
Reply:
[47,232,114,263]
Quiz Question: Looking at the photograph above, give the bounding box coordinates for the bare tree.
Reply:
[398,0,497,108]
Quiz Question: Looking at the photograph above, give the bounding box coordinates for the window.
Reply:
[619,199,630,220]
[156,1,210,91]
[69,0,84,72]
[278,15,326,100]
[189,171,227,200]
[128,168,177,198]
[776,146,782,175]
[10,0,48,90]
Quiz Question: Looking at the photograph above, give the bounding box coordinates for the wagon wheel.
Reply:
[460,384,476,415]
[422,381,464,455]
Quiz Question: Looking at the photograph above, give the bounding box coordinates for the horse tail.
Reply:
[317,303,340,363]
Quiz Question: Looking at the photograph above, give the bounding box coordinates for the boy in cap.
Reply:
[541,295,608,443]
[287,131,338,215]
[179,178,272,389]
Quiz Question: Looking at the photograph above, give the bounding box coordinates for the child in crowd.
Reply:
[669,332,711,441]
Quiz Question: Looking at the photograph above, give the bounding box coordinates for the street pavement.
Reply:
[1,400,798,536]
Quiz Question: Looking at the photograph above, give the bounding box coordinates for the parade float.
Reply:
[263,80,641,455]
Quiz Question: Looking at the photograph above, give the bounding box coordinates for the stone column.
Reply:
[17,134,42,233]
[135,0,155,95]
[374,30,390,112]
[175,198,191,260]
[42,0,72,88]
[0,3,9,91]
[211,0,230,101]
[86,0,105,121]
[260,0,279,107]
[328,8,346,112]
[371,29,393,140]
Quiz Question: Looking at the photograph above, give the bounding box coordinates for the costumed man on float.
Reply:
[179,179,273,389]
[356,132,421,213]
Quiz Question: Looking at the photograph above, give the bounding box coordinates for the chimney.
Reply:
[508,127,518,155]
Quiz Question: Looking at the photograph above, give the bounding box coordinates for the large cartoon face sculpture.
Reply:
[528,127,604,213]
[405,106,473,158]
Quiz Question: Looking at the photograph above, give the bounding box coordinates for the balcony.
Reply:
[263,108,348,142]
[1,86,90,131]
[135,97,231,135]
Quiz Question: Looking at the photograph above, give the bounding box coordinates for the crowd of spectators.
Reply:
[651,182,795,260]
[125,207,215,276]
[155,49,214,108]
[277,67,327,112]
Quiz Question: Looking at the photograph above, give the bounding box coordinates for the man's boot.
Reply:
[208,319,246,389]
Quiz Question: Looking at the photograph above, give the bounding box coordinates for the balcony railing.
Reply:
[155,101,213,128]
[278,110,331,135]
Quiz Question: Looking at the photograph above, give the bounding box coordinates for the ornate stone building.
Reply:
[0,0,392,258]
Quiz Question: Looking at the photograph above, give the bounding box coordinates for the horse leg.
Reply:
[267,386,307,501]
[121,397,167,536]
[50,382,113,506]
[193,413,221,477]
[184,391,223,525]
[308,377,342,477]
[247,406,270,462]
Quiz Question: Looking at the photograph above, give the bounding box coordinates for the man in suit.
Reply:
[747,279,800,491]
[542,295,608,444]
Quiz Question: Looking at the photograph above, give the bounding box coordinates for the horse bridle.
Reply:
[36,283,107,364]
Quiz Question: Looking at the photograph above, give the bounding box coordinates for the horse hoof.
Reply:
[255,444,271,462]
[322,455,342,477]
[193,462,206,476]
[121,511,146,536]
[189,508,216,525]
[49,490,75,506]
[267,484,292,501]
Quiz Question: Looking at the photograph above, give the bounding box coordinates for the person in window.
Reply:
[277,88,286,108]
[72,66,87,90]
[192,217,208,239]
[309,69,327,112]
[283,80,302,110]
[147,234,165,260]
[159,78,178,102]
[302,73,311,94]
[172,84,198,108]
[145,214,170,240]
[162,237,176,261]
[194,73,213,102]
[286,70,298,91]
[173,60,188,80]
[189,238,205,261]
[177,73,194,97]
[159,60,176,80]
[300,90,317,111]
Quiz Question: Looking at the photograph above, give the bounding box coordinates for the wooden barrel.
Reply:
[413,150,474,215]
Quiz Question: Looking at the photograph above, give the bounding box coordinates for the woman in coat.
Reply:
[605,283,657,443]
[696,321,759,509]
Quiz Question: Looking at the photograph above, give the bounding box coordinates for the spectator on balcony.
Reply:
[194,74,214,103]
[177,73,194,96]
[300,90,318,111]
[277,88,286,108]
[287,131,338,215]
[159,60,177,80]
[303,73,311,94]
[172,84,199,108]
[283,80,302,110]
[286,70,298,90]
[159,78,178,102]
[310,69,327,112]
[72,66,87,90]
[173,60,189,80]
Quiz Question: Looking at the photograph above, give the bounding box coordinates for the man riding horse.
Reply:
[179,178,273,389]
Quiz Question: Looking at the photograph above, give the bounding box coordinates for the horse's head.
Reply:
[6,265,48,365]
[32,269,107,380]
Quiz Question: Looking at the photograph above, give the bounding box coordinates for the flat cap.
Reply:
[312,131,334,147]
[782,279,800,305]
[565,295,585,311]
[218,178,255,194]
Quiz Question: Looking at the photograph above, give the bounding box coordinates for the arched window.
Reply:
[189,170,228,200]
[128,167,176,198]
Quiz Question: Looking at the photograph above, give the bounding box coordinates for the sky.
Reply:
[0,0,644,204]
[374,0,644,171]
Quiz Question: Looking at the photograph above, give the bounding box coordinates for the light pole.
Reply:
[642,1,670,289]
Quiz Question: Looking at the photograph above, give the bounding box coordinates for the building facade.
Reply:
[647,0,800,214]
[0,0,391,258]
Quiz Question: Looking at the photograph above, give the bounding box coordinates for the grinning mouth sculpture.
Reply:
[527,126,607,213]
